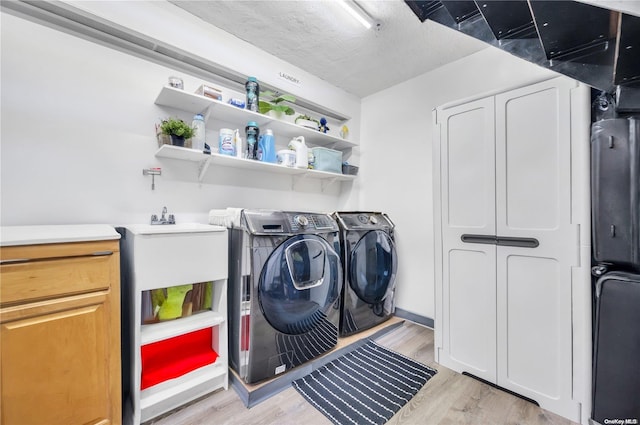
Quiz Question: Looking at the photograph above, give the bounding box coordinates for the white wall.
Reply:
[1,3,570,323]
[0,6,360,226]
[360,47,558,320]
[66,0,361,127]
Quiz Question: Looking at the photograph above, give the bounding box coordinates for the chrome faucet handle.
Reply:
[151,207,175,225]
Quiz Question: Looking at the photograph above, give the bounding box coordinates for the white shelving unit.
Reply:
[122,223,229,425]
[155,144,357,186]
[153,86,359,187]
[140,310,225,345]
[155,85,358,151]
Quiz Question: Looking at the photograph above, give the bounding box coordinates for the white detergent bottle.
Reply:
[234,129,243,158]
[288,136,308,169]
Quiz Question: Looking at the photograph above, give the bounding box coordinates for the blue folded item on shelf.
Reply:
[310,147,342,174]
[228,98,246,108]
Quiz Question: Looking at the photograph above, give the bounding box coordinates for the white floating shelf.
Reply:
[140,361,227,422]
[154,86,213,115]
[154,86,358,151]
[155,144,206,162]
[140,311,225,345]
[155,145,356,182]
[209,153,305,176]
[305,169,357,181]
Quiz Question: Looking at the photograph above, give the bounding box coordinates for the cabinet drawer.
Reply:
[1,254,113,305]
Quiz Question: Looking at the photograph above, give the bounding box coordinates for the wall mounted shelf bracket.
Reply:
[197,158,212,181]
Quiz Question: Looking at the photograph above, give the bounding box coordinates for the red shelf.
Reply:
[141,328,218,390]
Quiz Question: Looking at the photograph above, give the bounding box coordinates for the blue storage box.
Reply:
[310,147,342,173]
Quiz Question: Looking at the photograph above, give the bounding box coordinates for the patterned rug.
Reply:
[292,339,437,425]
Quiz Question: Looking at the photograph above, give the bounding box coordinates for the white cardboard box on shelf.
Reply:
[194,84,222,101]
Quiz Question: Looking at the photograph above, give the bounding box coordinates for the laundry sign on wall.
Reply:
[278,71,301,87]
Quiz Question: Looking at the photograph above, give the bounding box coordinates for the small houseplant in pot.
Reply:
[158,117,195,147]
[295,114,320,130]
[258,91,296,119]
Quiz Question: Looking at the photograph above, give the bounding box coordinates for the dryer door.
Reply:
[349,230,398,307]
[258,235,342,335]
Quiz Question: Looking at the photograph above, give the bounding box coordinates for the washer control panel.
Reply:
[294,214,309,227]
[288,213,338,232]
[310,214,337,230]
[243,210,339,234]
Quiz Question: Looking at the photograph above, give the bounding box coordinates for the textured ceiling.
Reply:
[171,0,489,98]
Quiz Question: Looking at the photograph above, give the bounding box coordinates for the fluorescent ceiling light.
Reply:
[337,0,375,29]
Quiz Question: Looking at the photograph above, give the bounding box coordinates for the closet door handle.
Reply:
[495,236,539,248]
[460,234,497,245]
[461,234,539,248]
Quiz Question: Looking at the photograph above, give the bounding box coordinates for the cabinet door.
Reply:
[495,78,580,419]
[437,96,497,382]
[1,292,115,425]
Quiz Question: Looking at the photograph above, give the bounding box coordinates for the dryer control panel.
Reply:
[334,212,394,231]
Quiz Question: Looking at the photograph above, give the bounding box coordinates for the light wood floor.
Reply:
[147,321,579,425]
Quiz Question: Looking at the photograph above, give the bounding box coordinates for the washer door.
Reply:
[258,235,341,335]
[349,230,397,305]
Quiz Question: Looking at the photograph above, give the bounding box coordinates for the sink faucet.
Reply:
[151,206,175,225]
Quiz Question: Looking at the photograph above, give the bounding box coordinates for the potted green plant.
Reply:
[258,91,296,118]
[295,114,320,130]
[158,117,195,147]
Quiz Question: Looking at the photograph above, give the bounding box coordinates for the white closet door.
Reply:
[494,78,580,419]
[437,96,497,382]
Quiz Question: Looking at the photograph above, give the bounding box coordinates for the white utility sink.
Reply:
[125,223,226,235]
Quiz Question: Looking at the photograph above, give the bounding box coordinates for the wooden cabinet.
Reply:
[433,77,592,423]
[1,231,121,425]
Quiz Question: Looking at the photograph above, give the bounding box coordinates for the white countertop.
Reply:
[124,223,226,235]
[0,224,121,246]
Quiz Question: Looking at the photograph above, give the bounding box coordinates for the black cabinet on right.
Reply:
[591,117,640,271]
[592,272,640,424]
[591,116,640,424]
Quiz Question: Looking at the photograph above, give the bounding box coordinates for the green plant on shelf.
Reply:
[159,117,195,139]
[258,91,296,116]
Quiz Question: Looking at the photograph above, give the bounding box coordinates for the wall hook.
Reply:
[143,167,162,190]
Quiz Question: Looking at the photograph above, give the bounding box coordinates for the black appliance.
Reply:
[591,116,640,424]
[227,210,342,384]
[333,212,397,337]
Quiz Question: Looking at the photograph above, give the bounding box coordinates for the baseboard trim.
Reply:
[394,308,434,328]
[462,372,540,406]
